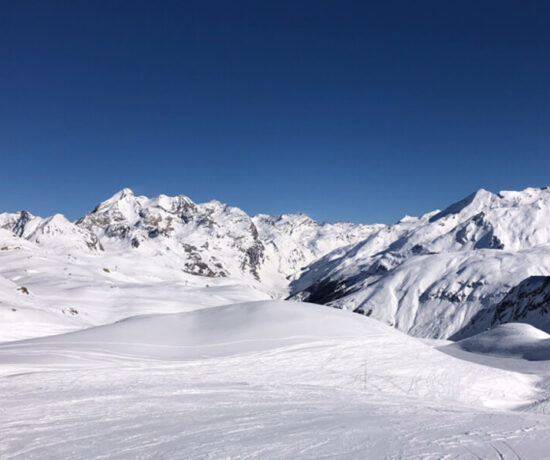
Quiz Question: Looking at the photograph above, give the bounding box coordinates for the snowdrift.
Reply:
[0,301,391,361]
[447,323,550,361]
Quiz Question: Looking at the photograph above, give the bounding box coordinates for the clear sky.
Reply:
[1,1,549,224]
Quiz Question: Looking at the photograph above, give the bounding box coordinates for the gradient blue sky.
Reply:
[1,1,549,223]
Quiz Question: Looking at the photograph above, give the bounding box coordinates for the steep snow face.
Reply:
[290,187,550,339]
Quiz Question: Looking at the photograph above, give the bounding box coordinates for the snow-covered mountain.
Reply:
[1,189,375,295]
[0,189,377,341]
[6,187,550,457]
[0,210,102,251]
[290,187,550,339]
[72,189,376,294]
[4,186,550,341]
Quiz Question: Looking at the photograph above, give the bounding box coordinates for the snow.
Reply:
[290,186,550,339]
[70,189,376,296]
[447,323,550,361]
[2,301,550,458]
[0,232,269,342]
[4,187,550,457]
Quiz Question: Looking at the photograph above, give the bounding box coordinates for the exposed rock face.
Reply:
[493,276,550,324]
[75,190,266,280]
[457,276,550,338]
[0,190,372,294]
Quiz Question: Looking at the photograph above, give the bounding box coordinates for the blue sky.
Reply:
[1,1,549,223]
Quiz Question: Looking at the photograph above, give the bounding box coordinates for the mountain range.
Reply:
[2,186,550,341]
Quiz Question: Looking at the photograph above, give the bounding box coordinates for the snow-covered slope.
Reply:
[447,323,550,361]
[0,228,269,342]
[2,300,550,458]
[0,300,534,408]
[290,187,550,339]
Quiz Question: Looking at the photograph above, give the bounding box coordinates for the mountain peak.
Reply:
[114,188,135,200]
[429,189,497,222]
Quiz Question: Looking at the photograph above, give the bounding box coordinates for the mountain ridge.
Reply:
[289,186,550,338]
[1,188,377,296]
[2,186,550,340]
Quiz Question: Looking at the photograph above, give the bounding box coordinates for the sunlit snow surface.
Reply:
[2,301,550,459]
[0,232,269,342]
[4,187,550,458]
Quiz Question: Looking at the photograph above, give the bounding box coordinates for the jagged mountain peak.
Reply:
[99,187,139,204]
[67,189,376,292]
[0,210,102,251]
[115,187,135,198]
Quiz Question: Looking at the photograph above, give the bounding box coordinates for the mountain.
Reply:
[3,186,550,342]
[73,189,376,294]
[75,188,267,281]
[0,211,102,251]
[0,189,376,341]
[289,187,550,339]
[459,276,550,337]
[1,189,375,295]
[4,188,550,458]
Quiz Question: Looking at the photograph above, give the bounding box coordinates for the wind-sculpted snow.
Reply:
[0,300,536,410]
[0,301,385,360]
[290,187,550,338]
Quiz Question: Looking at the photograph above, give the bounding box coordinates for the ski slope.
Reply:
[2,301,550,458]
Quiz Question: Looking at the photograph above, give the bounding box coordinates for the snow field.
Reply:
[1,301,549,458]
